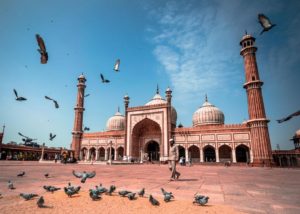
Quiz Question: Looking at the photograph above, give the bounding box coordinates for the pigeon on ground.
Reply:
[138,188,145,197]
[44,173,49,178]
[45,96,59,108]
[17,171,25,177]
[67,182,75,191]
[100,73,110,83]
[127,192,136,200]
[72,170,96,183]
[13,89,27,101]
[118,190,131,197]
[193,193,209,206]
[8,180,15,189]
[43,185,61,193]
[163,193,174,202]
[64,186,81,197]
[277,110,300,123]
[36,34,48,64]
[107,185,116,195]
[89,190,101,200]
[20,193,38,200]
[258,14,276,35]
[37,196,45,208]
[149,194,159,206]
[161,188,172,196]
[49,133,56,141]
[96,185,108,194]
[114,59,120,72]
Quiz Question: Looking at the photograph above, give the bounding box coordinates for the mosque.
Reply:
[71,34,275,166]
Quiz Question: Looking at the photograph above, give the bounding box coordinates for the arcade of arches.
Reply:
[80,146,124,161]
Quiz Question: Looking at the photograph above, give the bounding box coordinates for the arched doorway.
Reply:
[107,147,115,160]
[131,118,161,160]
[204,146,216,162]
[81,148,88,161]
[178,145,185,158]
[188,145,200,163]
[117,147,124,160]
[236,145,249,163]
[90,147,96,161]
[146,141,160,161]
[98,147,105,161]
[219,145,232,162]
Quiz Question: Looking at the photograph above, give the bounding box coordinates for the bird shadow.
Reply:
[69,195,81,198]
[176,179,198,182]
[39,205,53,209]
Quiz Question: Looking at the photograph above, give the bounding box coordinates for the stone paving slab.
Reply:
[0,161,300,213]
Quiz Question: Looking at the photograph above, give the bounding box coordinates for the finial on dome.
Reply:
[117,106,120,113]
[205,94,208,102]
[156,84,159,94]
[245,30,248,35]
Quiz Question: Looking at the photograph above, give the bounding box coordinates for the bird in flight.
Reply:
[36,34,48,64]
[83,127,90,131]
[100,73,110,83]
[45,96,59,108]
[49,133,56,141]
[13,89,27,101]
[277,110,300,123]
[18,132,36,143]
[258,14,276,35]
[114,59,120,72]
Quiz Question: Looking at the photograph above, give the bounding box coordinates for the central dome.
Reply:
[192,96,225,127]
[106,109,125,131]
[145,87,177,126]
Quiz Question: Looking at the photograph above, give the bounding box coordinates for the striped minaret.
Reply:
[240,34,273,166]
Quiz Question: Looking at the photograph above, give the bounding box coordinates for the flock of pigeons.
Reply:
[258,14,299,123]
[1,170,209,209]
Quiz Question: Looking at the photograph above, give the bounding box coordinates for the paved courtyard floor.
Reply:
[0,161,299,213]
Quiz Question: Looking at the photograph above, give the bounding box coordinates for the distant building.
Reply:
[71,34,276,167]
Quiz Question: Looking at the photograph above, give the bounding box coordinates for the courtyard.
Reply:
[0,162,299,213]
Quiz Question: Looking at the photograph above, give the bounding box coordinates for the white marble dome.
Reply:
[145,91,177,126]
[106,110,125,131]
[192,96,225,126]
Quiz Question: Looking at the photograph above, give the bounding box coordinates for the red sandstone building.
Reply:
[70,34,298,167]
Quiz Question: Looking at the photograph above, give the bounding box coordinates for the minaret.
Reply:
[165,86,172,157]
[71,74,86,160]
[240,34,273,166]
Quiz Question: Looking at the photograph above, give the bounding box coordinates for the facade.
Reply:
[71,34,274,166]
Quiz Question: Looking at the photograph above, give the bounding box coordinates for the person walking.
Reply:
[168,138,180,181]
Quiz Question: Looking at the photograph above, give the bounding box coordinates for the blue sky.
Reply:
[0,0,299,150]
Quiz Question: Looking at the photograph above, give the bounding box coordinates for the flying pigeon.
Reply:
[18,132,36,143]
[45,96,59,108]
[107,185,116,195]
[118,190,131,197]
[127,192,136,200]
[258,14,276,35]
[36,34,48,64]
[193,194,209,206]
[277,110,300,123]
[72,170,96,183]
[149,194,160,206]
[49,133,56,141]
[37,196,45,208]
[100,73,110,83]
[84,94,90,97]
[13,89,27,101]
[20,193,38,201]
[83,127,90,131]
[17,171,25,177]
[138,188,145,197]
[8,180,15,190]
[114,59,120,72]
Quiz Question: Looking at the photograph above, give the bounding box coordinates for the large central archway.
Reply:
[146,141,160,161]
[131,118,162,160]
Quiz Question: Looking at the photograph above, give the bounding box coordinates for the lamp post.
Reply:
[108,141,112,165]
[39,143,45,162]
